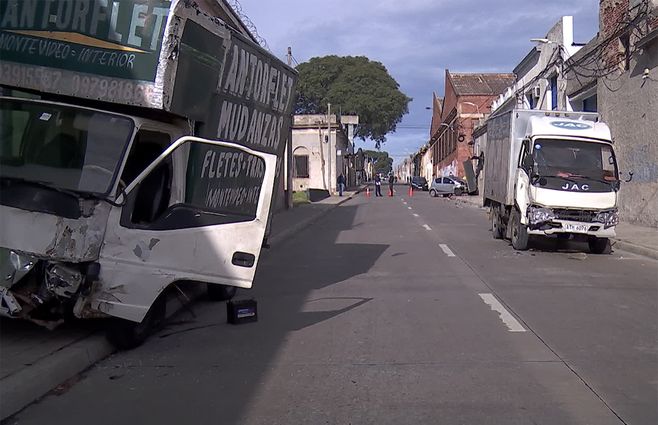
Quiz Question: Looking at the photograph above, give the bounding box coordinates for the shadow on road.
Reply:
[9,203,389,424]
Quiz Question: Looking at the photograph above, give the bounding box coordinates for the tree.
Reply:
[364,150,393,175]
[295,56,411,148]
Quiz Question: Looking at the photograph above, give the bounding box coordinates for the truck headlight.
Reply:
[45,264,83,298]
[528,206,555,225]
[594,210,619,228]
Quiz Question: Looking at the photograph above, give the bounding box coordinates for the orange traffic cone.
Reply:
[366,187,371,197]
[408,186,413,197]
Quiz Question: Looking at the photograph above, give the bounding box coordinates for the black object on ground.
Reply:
[227,299,258,324]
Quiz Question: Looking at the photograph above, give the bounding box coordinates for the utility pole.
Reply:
[327,102,332,194]
[285,47,293,208]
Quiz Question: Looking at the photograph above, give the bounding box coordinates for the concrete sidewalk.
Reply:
[0,189,362,420]
[454,194,658,260]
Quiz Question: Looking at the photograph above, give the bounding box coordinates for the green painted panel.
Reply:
[0,0,171,82]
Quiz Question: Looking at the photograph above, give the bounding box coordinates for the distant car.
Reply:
[410,176,428,191]
[429,176,468,197]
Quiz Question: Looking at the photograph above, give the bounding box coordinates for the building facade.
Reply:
[429,71,515,180]
[291,114,358,194]
[491,16,584,114]
[565,0,658,226]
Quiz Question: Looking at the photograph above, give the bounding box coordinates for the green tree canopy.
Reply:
[364,150,393,174]
[295,56,411,148]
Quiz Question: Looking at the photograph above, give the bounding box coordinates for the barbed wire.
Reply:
[224,0,270,51]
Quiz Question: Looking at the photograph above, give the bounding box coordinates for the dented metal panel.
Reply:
[0,203,111,262]
[96,138,277,322]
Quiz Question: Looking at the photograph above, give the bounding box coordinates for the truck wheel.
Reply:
[588,237,611,254]
[510,210,529,250]
[207,284,237,301]
[429,189,437,197]
[106,296,166,350]
[491,208,504,239]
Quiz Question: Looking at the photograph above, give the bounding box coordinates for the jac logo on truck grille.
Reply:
[562,183,590,191]
[551,121,592,130]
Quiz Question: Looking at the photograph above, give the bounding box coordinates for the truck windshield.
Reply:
[0,99,133,195]
[532,138,618,181]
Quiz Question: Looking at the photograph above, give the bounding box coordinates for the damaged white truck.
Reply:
[483,110,621,253]
[0,0,297,347]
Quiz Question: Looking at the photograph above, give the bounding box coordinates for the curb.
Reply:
[453,197,658,261]
[269,190,359,247]
[0,284,205,421]
[612,239,658,260]
[0,334,113,420]
[1,191,361,420]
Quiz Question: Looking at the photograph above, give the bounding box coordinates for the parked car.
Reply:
[429,176,468,197]
[410,176,429,191]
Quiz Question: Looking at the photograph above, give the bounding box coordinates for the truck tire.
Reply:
[491,208,504,239]
[207,284,237,301]
[106,295,166,350]
[588,237,611,254]
[429,189,437,197]
[510,210,529,251]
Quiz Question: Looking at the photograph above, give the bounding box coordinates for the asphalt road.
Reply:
[6,186,657,425]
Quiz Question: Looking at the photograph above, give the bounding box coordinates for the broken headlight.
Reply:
[528,206,555,225]
[45,264,83,298]
[594,209,619,228]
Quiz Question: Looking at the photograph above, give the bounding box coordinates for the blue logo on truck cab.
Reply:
[551,121,592,130]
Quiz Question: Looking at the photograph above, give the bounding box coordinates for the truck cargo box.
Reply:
[0,0,297,157]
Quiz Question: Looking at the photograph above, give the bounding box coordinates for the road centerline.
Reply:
[422,224,432,231]
[439,244,456,257]
[478,293,526,332]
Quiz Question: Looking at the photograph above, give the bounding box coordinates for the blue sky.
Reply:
[238,0,599,164]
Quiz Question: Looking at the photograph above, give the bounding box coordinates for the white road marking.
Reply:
[422,224,432,231]
[413,213,419,217]
[439,244,456,257]
[478,293,526,332]
[407,206,412,210]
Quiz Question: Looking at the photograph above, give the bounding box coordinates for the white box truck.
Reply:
[483,110,620,253]
[0,0,297,348]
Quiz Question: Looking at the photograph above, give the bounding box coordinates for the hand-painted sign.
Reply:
[213,32,296,157]
[186,144,265,218]
[171,22,297,158]
[0,0,171,82]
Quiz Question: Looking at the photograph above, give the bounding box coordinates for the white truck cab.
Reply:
[484,110,620,253]
[0,0,297,348]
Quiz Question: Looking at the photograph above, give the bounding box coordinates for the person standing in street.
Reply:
[374,174,382,197]
[388,174,395,196]
[337,173,346,196]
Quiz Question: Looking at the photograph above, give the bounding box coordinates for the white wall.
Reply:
[492,16,581,114]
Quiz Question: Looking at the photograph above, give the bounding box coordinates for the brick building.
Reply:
[428,71,515,179]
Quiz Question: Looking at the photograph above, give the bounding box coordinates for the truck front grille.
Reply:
[553,209,597,223]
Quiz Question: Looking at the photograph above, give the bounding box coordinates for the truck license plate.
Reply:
[564,223,589,233]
